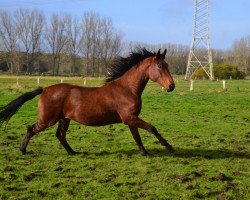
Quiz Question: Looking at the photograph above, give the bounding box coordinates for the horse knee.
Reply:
[27,124,33,132]
[121,115,136,126]
[147,126,158,134]
[25,124,36,139]
[56,131,64,141]
[119,114,128,124]
[24,123,47,142]
[56,119,70,140]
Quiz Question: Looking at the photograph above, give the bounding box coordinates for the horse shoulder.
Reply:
[107,82,142,117]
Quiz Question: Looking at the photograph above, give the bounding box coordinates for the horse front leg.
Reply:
[147,126,175,152]
[129,126,152,156]
[123,116,174,153]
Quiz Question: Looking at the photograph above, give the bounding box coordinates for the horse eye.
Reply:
[158,64,162,68]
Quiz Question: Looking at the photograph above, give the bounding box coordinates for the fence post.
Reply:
[83,78,87,86]
[222,80,226,90]
[16,77,19,86]
[37,77,40,86]
[190,79,194,91]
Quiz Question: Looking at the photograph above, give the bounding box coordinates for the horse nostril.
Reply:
[167,84,175,92]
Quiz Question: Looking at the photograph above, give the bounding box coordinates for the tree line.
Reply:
[0,9,122,76]
[213,36,250,75]
[124,38,250,77]
[0,9,249,77]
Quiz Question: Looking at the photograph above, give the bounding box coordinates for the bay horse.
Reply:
[0,48,175,156]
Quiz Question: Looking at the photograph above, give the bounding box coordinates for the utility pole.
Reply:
[185,0,214,80]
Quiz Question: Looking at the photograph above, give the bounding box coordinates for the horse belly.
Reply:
[72,110,121,126]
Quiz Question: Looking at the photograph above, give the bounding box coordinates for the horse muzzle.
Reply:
[167,83,175,92]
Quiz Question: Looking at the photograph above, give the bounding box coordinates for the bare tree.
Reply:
[66,15,82,75]
[45,14,68,75]
[99,17,122,75]
[88,12,102,76]
[80,13,91,75]
[14,9,45,74]
[230,36,249,74]
[0,10,19,73]
[165,43,189,75]
[29,9,45,74]
[80,12,123,76]
[81,12,107,76]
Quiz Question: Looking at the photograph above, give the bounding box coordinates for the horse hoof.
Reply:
[21,150,27,155]
[141,151,154,157]
[20,147,26,155]
[68,151,78,155]
[146,153,154,157]
[166,145,175,152]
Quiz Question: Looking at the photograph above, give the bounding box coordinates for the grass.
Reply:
[0,76,249,199]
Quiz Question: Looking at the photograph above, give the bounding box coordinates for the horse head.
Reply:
[147,49,175,92]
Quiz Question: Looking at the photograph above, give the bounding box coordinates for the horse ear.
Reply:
[156,49,161,59]
[163,49,167,58]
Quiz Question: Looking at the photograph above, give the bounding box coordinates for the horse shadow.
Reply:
[85,147,249,159]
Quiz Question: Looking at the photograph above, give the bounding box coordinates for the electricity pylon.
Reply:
[185,0,214,80]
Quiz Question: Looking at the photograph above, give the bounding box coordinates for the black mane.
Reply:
[106,48,155,83]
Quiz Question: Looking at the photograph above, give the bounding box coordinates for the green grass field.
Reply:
[0,76,249,200]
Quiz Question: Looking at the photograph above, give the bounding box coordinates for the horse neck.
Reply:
[118,62,149,96]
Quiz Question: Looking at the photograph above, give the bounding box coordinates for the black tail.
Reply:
[0,87,43,127]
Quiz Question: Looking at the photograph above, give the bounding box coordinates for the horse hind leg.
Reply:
[20,122,47,154]
[56,118,76,155]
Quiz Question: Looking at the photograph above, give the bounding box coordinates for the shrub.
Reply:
[214,64,246,79]
[0,61,9,72]
[191,67,209,79]
[192,63,246,79]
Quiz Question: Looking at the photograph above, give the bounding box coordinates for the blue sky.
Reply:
[1,0,250,49]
